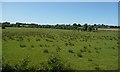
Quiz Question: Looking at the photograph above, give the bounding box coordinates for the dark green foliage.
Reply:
[16,57,30,71]
[9,36,14,40]
[2,57,31,72]
[56,47,61,52]
[88,50,91,53]
[36,39,40,41]
[31,45,34,48]
[1,22,119,30]
[46,39,53,42]
[2,26,5,29]
[80,49,84,53]
[96,50,99,53]
[39,44,42,47]
[69,42,74,46]
[94,66,100,70]
[88,59,92,61]
[42,55,72,71]
[77,53,83,58]
[66,43,68,46]
[44,49,49,53]
[88,44,91,47]
[84,46,87,49]
[2,55,72,72]
[3,38,6,41]
[68,50,74,53]
[83,24,88,31]
[2,63,15,72]
[20,44,26,48]
[112,47,115,49]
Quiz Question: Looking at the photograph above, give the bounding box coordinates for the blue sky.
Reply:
[2,2,118,26]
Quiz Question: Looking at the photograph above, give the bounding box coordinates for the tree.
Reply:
[78,24,81,27]
[2,22,10,25]
[94,24,96,26]
[73,23,77,26]
[83,23,88,31]
[87,25,92,31]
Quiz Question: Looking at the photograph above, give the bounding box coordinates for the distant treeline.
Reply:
[0,22,119,31]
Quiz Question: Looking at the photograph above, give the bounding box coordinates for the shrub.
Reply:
[19,37,23,41]
[42,55,72,71]
[88,44,91,47]
[39,44,42,47]
[17,57,30,71]
[17,39,19,41]
[88,50,91,53]
[68,50,74,53]
[56,47,61,52]
[2,63,15,72]
[66,43,68,46]
[44,49,49,53]
[20,44,26,48]
[2,57,30,72]
[2,56,72,71]
[80,49,84,52]
[94,66,100,70]
[9,36,14,40]
[31,45,34,48]
[112,47,115,49]
[77,53,82,57]
[99,48,101,50]
[46,39,53,42]
[96,50,99,53]
[3,39,6,41]
[84,46,87,49]
[36,39,40,41]
[2,26,5,29]
[88,59,92,61]
[94,47,97,50]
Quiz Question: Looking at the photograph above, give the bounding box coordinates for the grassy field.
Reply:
[0,28,2,69]
[2,28,119,70]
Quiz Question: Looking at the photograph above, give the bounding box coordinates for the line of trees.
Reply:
[0,22,120,31]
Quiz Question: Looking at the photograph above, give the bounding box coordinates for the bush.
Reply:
[88,50,91,53]
[42,55,72,71]
[36,39,40,41]
[2,56,72,72]
[2,57,30,72]
[2,63,15,72]
[2,26,5,29]
[20,44,26,48]
[88,59,92,61]
[39,44,42,47]
[68,50,74,53]
[77,53,82,57]
[44,49,49,53]
[94,66,100,70]
[31,45,34,48]
[80,49,84,52]
[66,43,68,46]
[56,47,61,52]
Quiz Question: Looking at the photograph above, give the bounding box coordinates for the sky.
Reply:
[1,0,120,2]
[2,2,118,26]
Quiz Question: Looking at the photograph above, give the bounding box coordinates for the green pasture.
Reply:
[2,28,119,70]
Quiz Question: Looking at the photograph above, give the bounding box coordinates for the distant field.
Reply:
[98,28,120,31]
[2,28,119,70]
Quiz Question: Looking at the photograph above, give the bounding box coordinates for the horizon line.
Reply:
[1,21,118,26]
